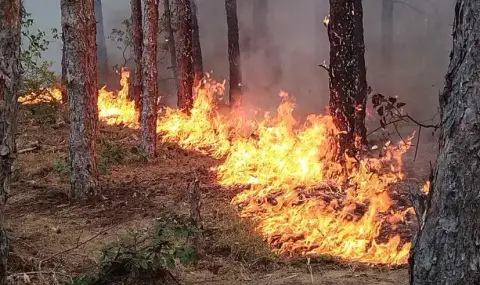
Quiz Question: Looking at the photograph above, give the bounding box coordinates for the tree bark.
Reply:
[130,0,143,114]
[140,0,159,159]
[409,1,480,284]
[225,0,242,107]
[61,0,99,203]
[163,0,180,96]
[61,31,68,104]
[176,0,194,112]
[94,0,108,81]
[326,0,368,158]
[0,1,21,283]
[381,0,394,70]
[191,0,204,87]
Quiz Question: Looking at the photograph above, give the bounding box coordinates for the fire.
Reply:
[21,71,416,265]
[19,69,138,128]
[18,87,62,104]
[97,70,138,127]
[159,76,414,265]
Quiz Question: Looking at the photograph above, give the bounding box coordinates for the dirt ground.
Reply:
[4,103,436,285]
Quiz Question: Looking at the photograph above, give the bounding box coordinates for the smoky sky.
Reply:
[24,0,455,119]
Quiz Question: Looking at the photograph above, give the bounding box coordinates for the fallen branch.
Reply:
[7,271,72,284]
[188,173,204,256]
[17,146,40,154]
[17,140,40,154]
[38,224,118,274]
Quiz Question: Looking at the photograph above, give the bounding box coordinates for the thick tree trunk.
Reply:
[0,1,21,283]
[409,1,480,284]
[94,0,108,81]
[225,0,242,107]
[163,0,180,95]
[191,0,204,87]
[326,0,368,158]
[381,0,394,70]
[176,0,194,112]
[140,0,159,159]
[61,0,99,203]
[130,0,143,114]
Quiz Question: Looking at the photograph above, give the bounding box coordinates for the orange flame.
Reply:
[22,71,416,265]
[97,70,138,127]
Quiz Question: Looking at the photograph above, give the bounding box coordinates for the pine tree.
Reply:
[140,0,160,159]
[61,0,99,202]
[410,1,480,284]
[326,0,368,158]
[0,1,21,282]
[225,0,242,107]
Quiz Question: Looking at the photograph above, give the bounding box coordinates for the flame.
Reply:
[22,71,416,265]
[19,69,138,128]
[18,88,62,104]
[158,76,414,265]
[97,70,138,127]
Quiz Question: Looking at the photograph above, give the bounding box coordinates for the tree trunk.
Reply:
[140,0,159,159]
[61,31,68,104]
[326,0,368,158]
[252,0,267,51]
[163,0,180,96]
[381,0,394,71]
[94,0,108,82]
[130,0,143,114]
[191,0,204,87]
[0,1,21,283]
[61,0,99,203]
[225,0,242,107]
[409,1,480,284]
[176,0,194,112]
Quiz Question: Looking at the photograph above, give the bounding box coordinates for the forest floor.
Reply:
[5,102,437,285]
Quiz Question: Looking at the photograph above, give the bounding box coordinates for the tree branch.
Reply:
[392,0,425,15]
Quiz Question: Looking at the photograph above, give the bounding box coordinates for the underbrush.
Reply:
[73,215,198,285]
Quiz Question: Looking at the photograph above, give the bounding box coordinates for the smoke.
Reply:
[25,0,455,121]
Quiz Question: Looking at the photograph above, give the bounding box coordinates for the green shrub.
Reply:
[72,215,197,285]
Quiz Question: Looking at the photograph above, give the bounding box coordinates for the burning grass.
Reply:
[19,70,418,267]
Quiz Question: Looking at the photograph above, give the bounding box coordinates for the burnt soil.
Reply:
[5,103,436,285]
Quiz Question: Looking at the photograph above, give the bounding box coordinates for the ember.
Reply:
[21,70,415,265]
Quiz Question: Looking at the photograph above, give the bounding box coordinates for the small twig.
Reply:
[318,64,330,73]
[414,126,422,161]
[392,121,407,145]
[367,118,404,136]
[307,257,314,283]
[17,146,39,154]
[8,271,72,282]
[38,224,117,270]
[403,114,439,130]
[188,172,204,256]
[392,0,425,15]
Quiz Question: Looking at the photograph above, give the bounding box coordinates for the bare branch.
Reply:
[392,0,425,15]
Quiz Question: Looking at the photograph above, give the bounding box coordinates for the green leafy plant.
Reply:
[108,19,133,73]
[20,7,59,98]
[73,215,196,285]
[52,157,70,176]
[99,140,127,165]
[108,16,169,73]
